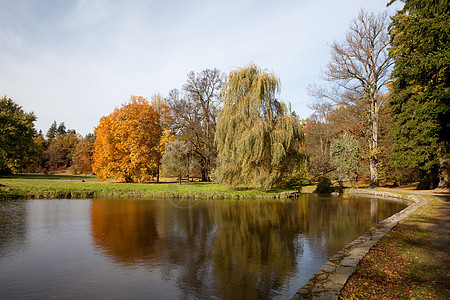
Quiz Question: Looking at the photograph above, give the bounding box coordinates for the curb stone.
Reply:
[291,189,428,300]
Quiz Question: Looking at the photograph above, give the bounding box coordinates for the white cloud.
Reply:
[0,0,402,135]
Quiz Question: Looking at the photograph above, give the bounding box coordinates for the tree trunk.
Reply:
[437,150,449,189]
[369,157,378,187]
[201,167,208,182]
[156,164,160,183]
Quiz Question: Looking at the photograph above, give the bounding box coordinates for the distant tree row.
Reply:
[1,0,448,189]
[0,96,94,175]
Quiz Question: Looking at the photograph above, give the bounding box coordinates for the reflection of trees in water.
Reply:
[0,200,27,256]
[211,200,307,299]
[90,199,217,298]
[303,194,407,256]
[91,199,161,264]
[90,199,306,298]
[168,198,200,209]
[90,196,406,299]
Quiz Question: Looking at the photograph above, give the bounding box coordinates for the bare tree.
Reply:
[304,102,335,178]
[310,10,393,187]
[167,68,224,181]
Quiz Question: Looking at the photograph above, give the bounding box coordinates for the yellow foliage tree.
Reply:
[92,96,162,183]
[151,93,175,181]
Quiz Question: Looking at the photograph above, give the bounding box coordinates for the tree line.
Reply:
[0,99,95,175]
[1,0,448,189]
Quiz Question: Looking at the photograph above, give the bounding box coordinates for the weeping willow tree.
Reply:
[215,63,304,190]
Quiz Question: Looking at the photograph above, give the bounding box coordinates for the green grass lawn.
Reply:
[0,174,298,199]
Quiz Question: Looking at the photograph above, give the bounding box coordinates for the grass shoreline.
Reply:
[0,174,300,200]
[3,175,448,297]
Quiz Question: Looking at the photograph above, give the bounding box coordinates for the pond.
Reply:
[0,194,406,299]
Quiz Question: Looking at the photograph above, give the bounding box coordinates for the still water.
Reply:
[0,194,406,299]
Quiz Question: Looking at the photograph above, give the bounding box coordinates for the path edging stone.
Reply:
[291,189,428,300]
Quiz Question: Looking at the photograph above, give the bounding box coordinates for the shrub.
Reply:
[314,176,333,194]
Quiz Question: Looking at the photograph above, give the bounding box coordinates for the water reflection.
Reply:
[211,200,302,299]
[91,199,218,298]
[0,196,407,299]
[89,195,406,299]
[0,200,27,256]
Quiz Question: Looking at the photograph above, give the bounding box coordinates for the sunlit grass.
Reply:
[0,174,298,199]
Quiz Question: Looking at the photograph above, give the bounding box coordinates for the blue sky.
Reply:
[0,0,402,135]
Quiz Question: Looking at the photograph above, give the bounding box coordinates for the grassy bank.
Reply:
[0,174,298,199]
[340,193,450,299]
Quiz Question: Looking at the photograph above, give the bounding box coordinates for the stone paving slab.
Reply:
[291,189,428,300]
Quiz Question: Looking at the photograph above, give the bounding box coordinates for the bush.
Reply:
[314,176,333,194]
[277,170,310,190]
[417,168,439,190]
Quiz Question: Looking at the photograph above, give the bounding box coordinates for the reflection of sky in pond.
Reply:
[0,196,406,299]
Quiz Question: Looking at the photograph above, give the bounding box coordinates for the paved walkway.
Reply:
[369,189,450,297]
[292,189,450,299]
[430,194,450,293]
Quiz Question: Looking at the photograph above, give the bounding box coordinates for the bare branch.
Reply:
[310,9,393,187]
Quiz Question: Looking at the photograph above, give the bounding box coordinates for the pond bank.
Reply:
[292,189,429,300]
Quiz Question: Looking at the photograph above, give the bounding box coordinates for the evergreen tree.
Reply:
[46,121,57,141]
[215,63,304,190]
[388,0,450,188]
[56,122,67,136]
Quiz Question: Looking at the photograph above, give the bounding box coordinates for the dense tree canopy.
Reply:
[2,3,447,191]
[215,63,304,190]
[0,96,37,174]
[92,96,162,183]
[388,0,450,188]
[46,121,58,141]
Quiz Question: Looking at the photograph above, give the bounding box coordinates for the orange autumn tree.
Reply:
[92,96,162,183]
[151,93,175,181]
